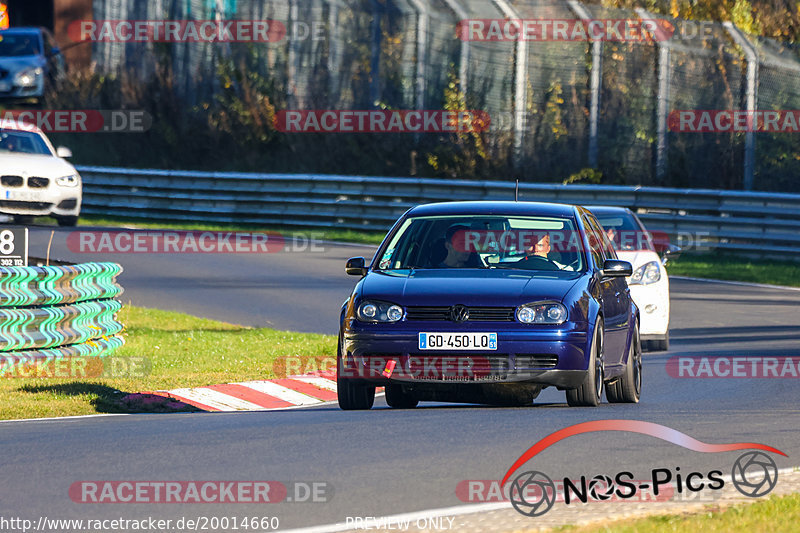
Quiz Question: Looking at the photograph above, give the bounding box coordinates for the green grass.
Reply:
[666,254,800,288]
[77,215,386,245]
[0,305,337,420]
[560,493,800,532]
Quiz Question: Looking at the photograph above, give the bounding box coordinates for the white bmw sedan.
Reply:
[588,206,672,351]
[0,120,81,226]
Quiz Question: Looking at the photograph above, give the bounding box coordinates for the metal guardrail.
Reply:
[0,262,125,374]
[77,166,800,258]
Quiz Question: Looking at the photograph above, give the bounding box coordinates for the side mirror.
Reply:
[345,256,368,276]
[661,244,682,266]
[602,259,633,277]
[49,47,61,57]
[56,146,72,158]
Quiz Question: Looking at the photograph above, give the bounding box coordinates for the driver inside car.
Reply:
[515,233,573,271]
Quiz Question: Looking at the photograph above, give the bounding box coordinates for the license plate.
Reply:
[419,332,497,351]
[4,190,42,201]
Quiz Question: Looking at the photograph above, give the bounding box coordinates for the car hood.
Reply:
[361,269,585,307]
[0,55,44,73]
[0,153,76,178]
[615,249,661,270]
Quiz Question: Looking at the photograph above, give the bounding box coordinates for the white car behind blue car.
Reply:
[0,120,81,226]
[588,206,674,351]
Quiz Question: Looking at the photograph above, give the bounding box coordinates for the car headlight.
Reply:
[56,174,80,187]
[516,302,567,324]
[629,260,661,285]
[14,67,43,87]
[357,301,404,323]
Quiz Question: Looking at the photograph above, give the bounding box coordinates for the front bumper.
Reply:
[340,321,589,389]
[0,186,81,216]
[0,76,45,100]
[629,280,669,337]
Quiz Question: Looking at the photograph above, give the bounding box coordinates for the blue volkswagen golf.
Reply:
[338,201,641,409]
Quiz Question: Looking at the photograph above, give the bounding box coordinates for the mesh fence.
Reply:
[662,17,746,189]
[88,0,800,191]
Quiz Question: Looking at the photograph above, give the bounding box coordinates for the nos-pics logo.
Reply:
[502,420,784,517]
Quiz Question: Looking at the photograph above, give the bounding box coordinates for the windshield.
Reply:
[595,212,654,251]
[0,33,41,57]
[376,215,585,272]
[0,129,53,155]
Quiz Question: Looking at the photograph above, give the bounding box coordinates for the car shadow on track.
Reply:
[670,324,800,345]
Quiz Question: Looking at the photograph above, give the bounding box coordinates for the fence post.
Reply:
[724,22,758,191]
[287,0,299,108]
[442,0,470,96]
[327,1,341,104]
[655,44,671,183]
[369,0,382,106]
[493,0,527,169]
[408,0,428,109]
[567,0,601,168]
[637,8,671,183]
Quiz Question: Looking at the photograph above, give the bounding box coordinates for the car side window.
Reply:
[582,216,605,269]
[588,216,617,260]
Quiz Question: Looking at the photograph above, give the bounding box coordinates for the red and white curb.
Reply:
[145,373,339,411]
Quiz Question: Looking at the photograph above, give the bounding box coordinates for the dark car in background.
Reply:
[338,201,642,410]
[0,27,64,104]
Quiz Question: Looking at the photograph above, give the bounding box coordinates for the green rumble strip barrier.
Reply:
[0,263,125,376]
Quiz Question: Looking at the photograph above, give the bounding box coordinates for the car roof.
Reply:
[406,201,579,218]
[584,205,635,216]
[0,28,45,36]
[0,120,44,134]
[0,27,44,34]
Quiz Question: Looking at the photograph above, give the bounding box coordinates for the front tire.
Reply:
[385,384,418,409]
[647,332,669,352]
[567,318,604,407]
[607,323,642,403]
[337,376,376,410]
[12,215,34,225]
[336,335,375,410]
[56,215,79,227]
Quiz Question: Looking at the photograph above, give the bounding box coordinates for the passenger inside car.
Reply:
[437,224,479,268]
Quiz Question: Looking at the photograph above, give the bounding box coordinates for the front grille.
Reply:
[407,354,511,381]
[515,354,558,369]
[406,306,515,322]
[0,200,53,210]
[27,177,49,188]
[1,175,24,187]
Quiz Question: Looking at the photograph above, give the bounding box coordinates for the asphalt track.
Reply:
[1,226,798,531]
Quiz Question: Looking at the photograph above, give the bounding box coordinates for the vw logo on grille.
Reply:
[449,304,470,322]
